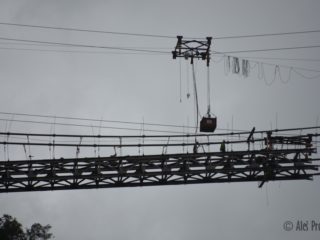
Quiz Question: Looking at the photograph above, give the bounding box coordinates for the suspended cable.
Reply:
[8,134,212,144]
[1,133,318,149]
[0,118,187,134]
[0,22,176,39]
[0,46,167,56]
[2,22,320,40]
[213,29,320,40]
[0,111,198,130]
[216,44,320,54]
[228,55,320,63]
[0,138,267,148]
[0,127,319,139]
[214,52,320,74]
[292,68,320,79]
[0,36,170,54]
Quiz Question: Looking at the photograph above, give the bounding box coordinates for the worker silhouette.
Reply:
[220,140,226,153]
[193,141,199,154]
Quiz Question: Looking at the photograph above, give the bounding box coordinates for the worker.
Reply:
[193,141,199,154]
[220,140,226,153]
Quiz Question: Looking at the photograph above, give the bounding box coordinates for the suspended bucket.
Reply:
[200,117,217,132]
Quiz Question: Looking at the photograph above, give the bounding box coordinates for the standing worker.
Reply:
[220,140,226,153]
[193,141,199,154]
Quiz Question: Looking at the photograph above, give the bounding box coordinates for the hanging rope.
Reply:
[119,137,123,156]
[98,118,103,157]
[76,136,83,158]
[3,143,6,161]
[52,116,56,159]
[316,116,319,151]
[192,63,200,134]
[274,65,281,82]
[91,125,96,157]
[179,58,182,102]
[6,132,10,161]
[182,125,185,153]
[27,135,32,160]
[280,67,292,84]
[142,117,145,155]
[232,57,240,73]
[207,65,211,116]
[23,144,28,160]
[162,137,170,154]
[186,62,190,99]
[260,64,276,86]
[48,144,52,159]
[5,115,15,161]
[242,59,250,77]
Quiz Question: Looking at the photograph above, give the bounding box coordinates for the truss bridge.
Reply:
[0,127,319,192]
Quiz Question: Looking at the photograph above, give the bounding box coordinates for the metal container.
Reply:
[200,117,217,132]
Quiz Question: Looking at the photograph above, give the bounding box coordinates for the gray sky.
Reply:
[1,0,320,239]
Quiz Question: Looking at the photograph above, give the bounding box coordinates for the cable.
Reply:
[217,45,320,54]
[213,29,320,40]
[0,111,198,130]
[218,55,320,80]
[292,68,320,79]
[192,63,200,133]
[0,138,267,148]
[207,65,211,116]
[0,40,172,51]
[0,118,185,134]
[0,22,176,39]
[228,55,320,62]
[214,52,320,73]
[254,60,320,78]
[1,136,318,150]
[2,22,320,40]
[0,46,166,56]
[0,118,245,137]
[0,126,319,139]
[0,112,248,133]
[0,36,170,54]
[179,59,182,102]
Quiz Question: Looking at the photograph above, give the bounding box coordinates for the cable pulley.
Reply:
[172,36,217,132]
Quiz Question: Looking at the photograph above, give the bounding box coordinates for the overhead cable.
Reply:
[0,46,165,56]
[0,36,170,54]
[1,22,320,40]
[0,111,197,130]
[213,52,320,73]
[0,22,176,39]
[0,127,319,139]
[229,56,320,62]
[0,118,184,134]
[0,111,245,132]
[213,29,320,40]
[217,45,320,54]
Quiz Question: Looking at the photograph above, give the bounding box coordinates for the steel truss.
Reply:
[0,146,318,192]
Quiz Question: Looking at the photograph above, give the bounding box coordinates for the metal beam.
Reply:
[0,147,318,193]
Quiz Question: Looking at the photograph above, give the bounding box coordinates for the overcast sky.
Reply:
[1,0,320,239]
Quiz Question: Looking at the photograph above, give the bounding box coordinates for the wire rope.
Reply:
[192,63,200,134]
